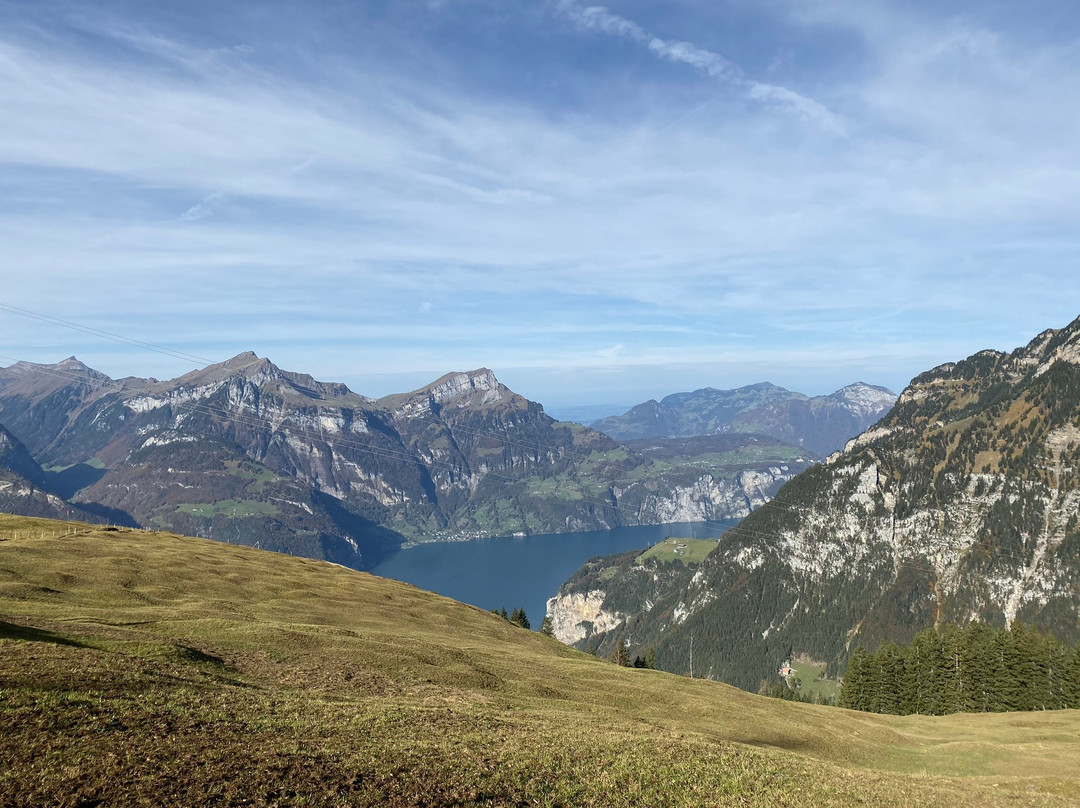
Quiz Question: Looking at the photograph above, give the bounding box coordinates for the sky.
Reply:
[3,0,1080,412]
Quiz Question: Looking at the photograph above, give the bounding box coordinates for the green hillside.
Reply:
[2,514,1079,807]
[637,536,719,565]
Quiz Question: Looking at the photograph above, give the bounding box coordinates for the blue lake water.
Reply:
[370,522,730,631]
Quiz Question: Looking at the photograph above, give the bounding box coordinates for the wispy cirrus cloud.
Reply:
[555,0,846,133]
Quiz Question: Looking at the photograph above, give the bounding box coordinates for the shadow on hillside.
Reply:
[0,618,85,648]
[75,502,140,528]
[46,463,106,499]
[314,491,407,570]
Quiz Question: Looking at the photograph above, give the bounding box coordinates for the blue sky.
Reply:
[3,0,1080,410]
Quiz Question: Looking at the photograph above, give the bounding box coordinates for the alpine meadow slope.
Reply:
[0,355,810,568]
[2,513,1080,807]
[549,315,1080,690]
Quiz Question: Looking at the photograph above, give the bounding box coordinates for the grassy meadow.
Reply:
[637,536,720,566]
[786,658,842,702]
[2,513,1080,806]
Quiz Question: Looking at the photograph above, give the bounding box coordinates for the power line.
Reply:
[0,303,216,366]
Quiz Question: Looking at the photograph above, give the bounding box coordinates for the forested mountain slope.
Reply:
[551,316,1080,690]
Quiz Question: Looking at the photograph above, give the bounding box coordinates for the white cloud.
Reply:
[2,3,1080,403]
[557,1,845,133]
[179,191,226,221]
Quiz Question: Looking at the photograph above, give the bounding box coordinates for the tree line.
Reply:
[840,621,1080,715]
[491,607,556,637]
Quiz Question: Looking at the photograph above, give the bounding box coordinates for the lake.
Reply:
[370,522,730,631]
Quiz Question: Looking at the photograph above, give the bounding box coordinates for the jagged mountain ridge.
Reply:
[591,381,896,456]
[549,315,1080,690]
[0,354,812,567]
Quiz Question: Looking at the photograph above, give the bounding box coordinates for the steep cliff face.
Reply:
[613,466,796,524]
[0,424,48,489]
[546,589,628,645]
[592,382,896,456]
[0,355,811,566]
[561,316,1080,690]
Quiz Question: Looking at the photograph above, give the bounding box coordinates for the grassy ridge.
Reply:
[2,514,1080,806]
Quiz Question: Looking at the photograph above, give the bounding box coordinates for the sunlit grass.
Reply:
[2,512,1079,806]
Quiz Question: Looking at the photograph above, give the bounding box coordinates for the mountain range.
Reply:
[549,315,1080,689]
[591,382,897,456]
[0,353,815,568]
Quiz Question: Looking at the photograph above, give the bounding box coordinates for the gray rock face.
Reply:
[546,589,626,645]
[559,315,1080,690]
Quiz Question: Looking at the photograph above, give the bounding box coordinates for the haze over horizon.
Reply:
[4,1,1080,407]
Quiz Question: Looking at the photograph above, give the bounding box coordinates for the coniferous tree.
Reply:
[612,638,630,667]
[644,647,657,670]
[840,647,868,710]
[841,621,1080,716]
[540,616,555,637]
[963,621,997,713]
[508,608,530,629]
[1066,646,1080,709]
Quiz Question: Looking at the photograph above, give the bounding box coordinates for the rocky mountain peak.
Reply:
[830,382,898,414]
[1030,317,1080,375]
[427,368,508,406]
[167,352,283,390]
[222,352,279,377]
[385,368,511,418]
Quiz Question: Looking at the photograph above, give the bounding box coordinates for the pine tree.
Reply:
[644,647,657,670]
[840,647,867,710]
[1066,646,1080,709]
[612,638,630,667]
[540,616,555,637]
